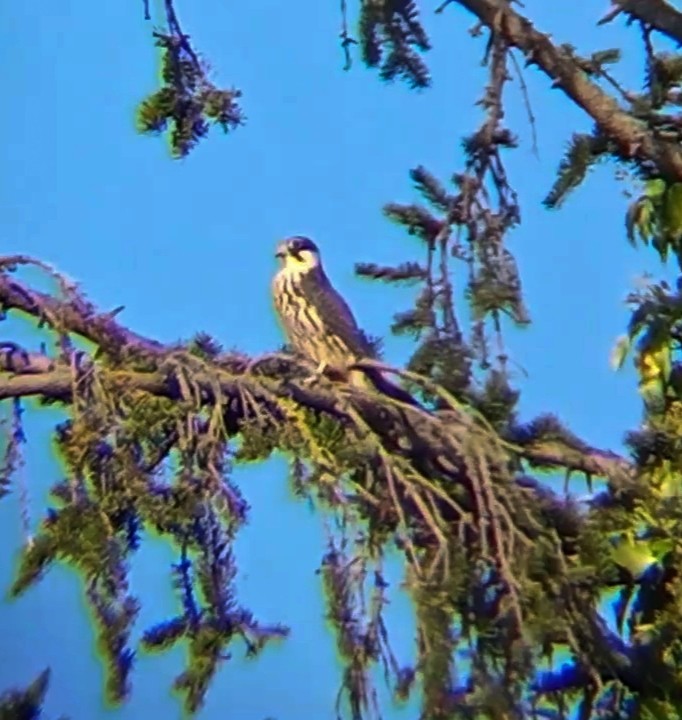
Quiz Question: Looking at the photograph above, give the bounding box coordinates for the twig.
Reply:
[339,0,357,72]
[509,48,538,156]
[163,0,202,72]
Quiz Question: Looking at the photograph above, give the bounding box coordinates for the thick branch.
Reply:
[0,367,168,402]
[0,361,634,490]
[0,272,163,356]
[603,0,682,45]
[0,261,645,698]
[453,0,682,180]
[0,261,636,530]
[519,440,633,487]
[0,363,350,421]
[0,259,635,488]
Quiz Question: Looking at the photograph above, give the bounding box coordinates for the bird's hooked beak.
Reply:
[275,240,304,261]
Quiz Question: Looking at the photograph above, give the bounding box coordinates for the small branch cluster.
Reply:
[136,0,243,157]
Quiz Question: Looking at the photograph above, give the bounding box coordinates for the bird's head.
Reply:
[275,236,322,271]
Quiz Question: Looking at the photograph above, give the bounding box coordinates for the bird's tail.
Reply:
[349,367,422,408]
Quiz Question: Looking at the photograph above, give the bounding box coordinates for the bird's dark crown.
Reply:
[287,236,319,254]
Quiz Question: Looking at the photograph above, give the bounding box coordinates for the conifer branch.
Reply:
[0,256,635,494]
[0,259,635,493]
[0,360,634,490]
[599,0,682,45]
[0,267,163,357]
[0,260,642,711]
[450,0,682,180]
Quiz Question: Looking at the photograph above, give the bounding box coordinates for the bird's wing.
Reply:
[352,367,422,408]
[298,268,375,359]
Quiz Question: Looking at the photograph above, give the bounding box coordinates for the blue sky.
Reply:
[0,1,669,718]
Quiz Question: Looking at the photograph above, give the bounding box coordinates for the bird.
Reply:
[271,235,419,407]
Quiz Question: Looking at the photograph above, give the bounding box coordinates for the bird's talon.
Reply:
[302,361,328,386]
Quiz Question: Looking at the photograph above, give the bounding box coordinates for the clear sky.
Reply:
[0,1,669,719]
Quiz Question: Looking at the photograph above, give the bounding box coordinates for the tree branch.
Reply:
[517,439,633,487]
[452,0,682,180]
[0,271,163,356]
[0,258,645,704]
[0,257,635,485]
[600,0,682,45]
[0,356,634,492]
[0,260,638,560]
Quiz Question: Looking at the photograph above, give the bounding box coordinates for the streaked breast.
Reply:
[272,269,359,367]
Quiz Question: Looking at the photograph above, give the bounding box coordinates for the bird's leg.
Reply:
[303,360,328,386]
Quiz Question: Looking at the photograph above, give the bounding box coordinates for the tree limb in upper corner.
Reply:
[451,0,682,181]
[600,0,682,45]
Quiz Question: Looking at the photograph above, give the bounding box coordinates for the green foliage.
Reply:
[406,335,472,402]
[467,244,528,325]
[5,353,290,713]
[626,179,682,268]
[355,261,427,285]
[612,277,682,410]
[469,368,520,429]
[546,43,682,207]
[586,48,622,69]
[187,332,224,361]
[321,539,386,720]
[410,573,457,720]
[360,156,527,413]
[409,165,452,212]
[0,400,24,499]
[136,34,243,158]
[142,535,288,714]
[603,221,682,713]
[383,201,444,242]
[543,131,612,209]
[646,52,682,109]
[0,670,64,720]
[357,0,431,88]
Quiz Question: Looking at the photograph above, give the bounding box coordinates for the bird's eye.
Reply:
[291,237,316,253]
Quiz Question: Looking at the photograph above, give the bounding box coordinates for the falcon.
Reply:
[272,235,418,406]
